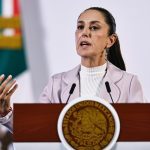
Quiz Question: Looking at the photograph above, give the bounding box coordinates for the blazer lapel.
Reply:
[100,76,121,103]
[61,65,80,103]
[99,62,123,103]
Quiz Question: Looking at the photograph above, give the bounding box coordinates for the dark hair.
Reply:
[83,7,126,71]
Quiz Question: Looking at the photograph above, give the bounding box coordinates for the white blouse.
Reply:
[80,63,107,97]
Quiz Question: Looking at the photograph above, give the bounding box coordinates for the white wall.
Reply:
[38,0,150,100]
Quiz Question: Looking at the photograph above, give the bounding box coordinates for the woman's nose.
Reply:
[82,28,91,37]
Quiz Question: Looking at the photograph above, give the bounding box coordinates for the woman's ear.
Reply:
[106,34,117,48]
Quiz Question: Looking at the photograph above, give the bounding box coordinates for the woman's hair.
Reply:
[83,7,126,71]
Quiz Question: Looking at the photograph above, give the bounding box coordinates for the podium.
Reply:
[13,104,150,142]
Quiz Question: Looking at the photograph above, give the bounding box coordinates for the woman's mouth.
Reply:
[80,41,91,48]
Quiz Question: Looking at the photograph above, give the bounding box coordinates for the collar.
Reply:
[61,61,124,103]
[62,61,123,84]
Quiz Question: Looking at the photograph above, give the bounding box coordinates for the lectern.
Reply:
[13,104,150,142]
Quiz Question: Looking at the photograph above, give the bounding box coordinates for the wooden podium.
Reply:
[13,104,150,142]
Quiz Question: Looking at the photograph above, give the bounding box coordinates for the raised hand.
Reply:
[0,74,18,115]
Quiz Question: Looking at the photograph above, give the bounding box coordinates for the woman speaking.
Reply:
[0,7,146,133]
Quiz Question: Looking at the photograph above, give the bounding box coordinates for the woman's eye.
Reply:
[77,25,84,30]
[90,26,99,31]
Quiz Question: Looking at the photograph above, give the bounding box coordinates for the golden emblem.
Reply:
[62,100,115,150]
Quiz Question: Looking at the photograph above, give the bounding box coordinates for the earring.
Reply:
[105,48,109,61]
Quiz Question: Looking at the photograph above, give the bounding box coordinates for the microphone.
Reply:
[105,81,114,103]
[66,83,76,103]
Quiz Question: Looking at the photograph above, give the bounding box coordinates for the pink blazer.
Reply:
[39,62,146,103]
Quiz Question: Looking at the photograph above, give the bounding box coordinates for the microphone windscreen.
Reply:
[105,81,111,93]
[69,83,76,94]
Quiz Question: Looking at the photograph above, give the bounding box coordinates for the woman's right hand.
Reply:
[0,74,18,115]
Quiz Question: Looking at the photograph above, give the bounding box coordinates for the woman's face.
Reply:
[75,9,115,59]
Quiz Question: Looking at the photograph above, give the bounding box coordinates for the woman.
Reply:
[38,7,145,104]
[0,7,146,133]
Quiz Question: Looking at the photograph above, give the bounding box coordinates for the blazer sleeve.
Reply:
[129,75,147,103]
[0,111,13,133]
